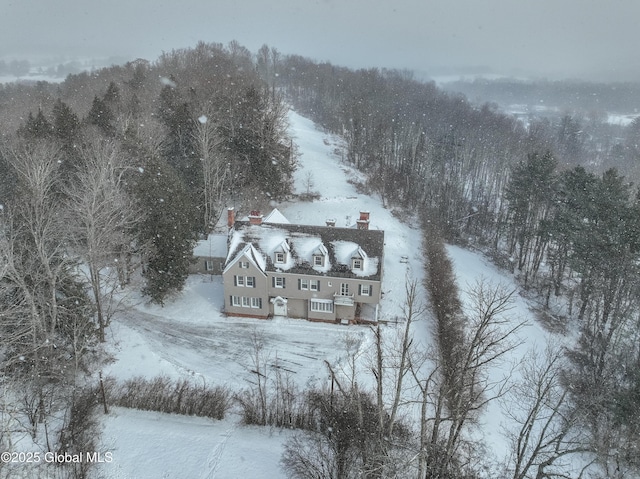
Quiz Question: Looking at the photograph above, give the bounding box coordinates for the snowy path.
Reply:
[96,109,431,479]
[280,111,428,325]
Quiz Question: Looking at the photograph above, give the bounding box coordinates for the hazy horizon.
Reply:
[2,0,639,82]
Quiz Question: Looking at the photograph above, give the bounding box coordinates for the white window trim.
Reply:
[251,297,261,309]
[246,276,255,287]
[275,277,285,288]
[239,261,249,269]
[231,296,241,307]
[314,255,324,266]
[310,299,334,313]
[300,279,309,290]
[242,296,251,307]
[360,284,371,296]
[310,280,320,291]
[275,252,285,263]
[237,275,245,287]
[340,283,350,295]
[353,259,362,270]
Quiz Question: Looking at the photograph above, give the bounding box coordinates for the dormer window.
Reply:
[312,243,328,268]
[352,258,362,270]
[275,252,285,264]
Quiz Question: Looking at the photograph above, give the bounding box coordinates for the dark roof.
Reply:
[227,220,385,280]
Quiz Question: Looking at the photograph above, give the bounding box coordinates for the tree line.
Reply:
[275,53,640,475]
[2,40,639,477]
[0,41,293,478]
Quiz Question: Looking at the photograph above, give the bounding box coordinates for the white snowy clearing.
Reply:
[93,110,567,478]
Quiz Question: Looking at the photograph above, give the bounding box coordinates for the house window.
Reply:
[274,277,286,288]
[242,296,251,307]
[231,295,241,307]
[299,278,309,290]
[239,261,249,269]
[275,252,285,263]
[251,297,262,309]
[205,260,214,271]
[353,259,362,270]
[340,283,350,295]
[360,284,371,296]
[310,299,333,313]
[314,255,324,266]
[310,279,320,291]
[236,275,256,287]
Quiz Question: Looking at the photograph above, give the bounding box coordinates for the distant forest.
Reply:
[441,77,640,114]
[1,41,640,478]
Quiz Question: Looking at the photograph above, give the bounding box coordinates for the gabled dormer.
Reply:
[312,243,328,268]
[351,247,368,271]
[273,240,291,265]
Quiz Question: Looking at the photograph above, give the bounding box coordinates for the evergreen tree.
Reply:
[134,155,196,304]
[505,151,557,283]
[157,83,202,231]
[52,99,80,143]
[18,109,54,139]
[87,95,116,136]
[103,81,121,105]
[51,99,83,175]
[225,86,293,199]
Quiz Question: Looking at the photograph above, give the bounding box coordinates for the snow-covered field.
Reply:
[94,110,562,478]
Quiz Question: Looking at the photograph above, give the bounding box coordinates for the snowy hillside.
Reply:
[93,110,567,478]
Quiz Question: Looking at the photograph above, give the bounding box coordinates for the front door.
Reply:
[272,296,287,316]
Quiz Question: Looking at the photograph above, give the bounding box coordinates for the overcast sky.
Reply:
[2,0,639,81]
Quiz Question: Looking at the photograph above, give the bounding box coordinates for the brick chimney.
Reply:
[356,210,370,230]
[249,210,263,225]
[325,218,336,227]
[227,207,235,229]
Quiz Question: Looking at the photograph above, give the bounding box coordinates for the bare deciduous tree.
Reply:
[419,277,524,478]
[503,345,591,479]
[66,138,138,342]
[192,114,230,232]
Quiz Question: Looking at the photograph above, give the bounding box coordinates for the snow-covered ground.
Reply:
[607,112,640,126]
[94,110,565,478]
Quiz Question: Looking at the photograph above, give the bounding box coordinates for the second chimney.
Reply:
[356,210,370,230]
[249,210,263,225]
[227,207,235,229]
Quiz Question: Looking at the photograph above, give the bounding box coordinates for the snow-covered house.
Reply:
[190,232,228,275]
[223,208,384,323]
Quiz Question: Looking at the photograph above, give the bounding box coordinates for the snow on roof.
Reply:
[193,233,228,258]
[331,240,359,264]
[257,227,289,256]
[263,208,290,224]
[223,243,266,275]
[290,234,332,273]
[331,241,377,277]
[228,220,383,279]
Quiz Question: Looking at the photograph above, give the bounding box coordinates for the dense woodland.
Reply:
[276,56,640,477]
[1,41,639,478]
